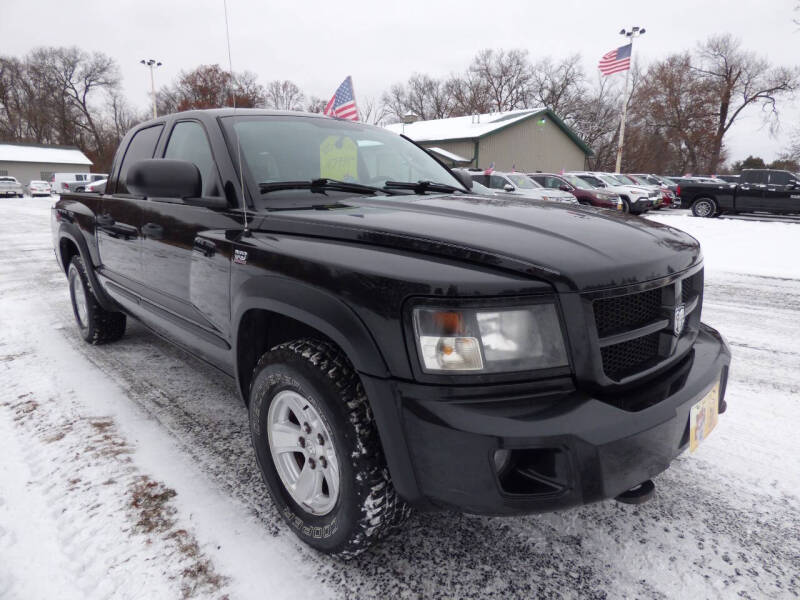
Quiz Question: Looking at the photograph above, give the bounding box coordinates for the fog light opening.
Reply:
[493,449,512,475]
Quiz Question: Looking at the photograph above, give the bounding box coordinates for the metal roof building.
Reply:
[385,108,592,173]
[0,142,92,185]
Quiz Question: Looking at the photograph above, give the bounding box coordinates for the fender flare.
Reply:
[232,275,390,387]
[56,223,118,312]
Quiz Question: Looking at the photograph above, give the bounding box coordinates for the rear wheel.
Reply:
[68,255,126,344]
[691,197,717,218]
[249,339,410,558]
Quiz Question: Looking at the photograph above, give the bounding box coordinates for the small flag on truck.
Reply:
[323,76,359,121]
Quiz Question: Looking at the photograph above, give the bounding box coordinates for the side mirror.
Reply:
[503,183,515,192]
[559,184,572,192]
[451,169,473,191]
[127,159,201,199]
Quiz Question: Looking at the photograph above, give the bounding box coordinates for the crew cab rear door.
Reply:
[763,171,800,213]
[97,123,164,285]
[736,170,767,211]
[138,119,241,368]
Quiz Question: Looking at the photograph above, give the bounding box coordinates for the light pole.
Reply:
[614,27,645,174]
[140,59,162,119]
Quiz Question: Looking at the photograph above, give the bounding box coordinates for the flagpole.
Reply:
[614,27,645,174]
[614,59,631,174]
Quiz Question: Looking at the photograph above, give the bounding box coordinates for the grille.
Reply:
[593,288,661,337]
[681,270,703,304]
[600,332,661,380]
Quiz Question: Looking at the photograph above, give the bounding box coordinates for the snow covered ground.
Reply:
[1,198,798,599]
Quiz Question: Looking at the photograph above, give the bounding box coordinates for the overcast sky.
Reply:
[2,0,799,164]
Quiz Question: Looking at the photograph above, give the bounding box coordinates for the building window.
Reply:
[40,171,54,181]
[0,170,7,176]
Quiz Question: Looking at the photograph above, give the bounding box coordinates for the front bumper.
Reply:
[363,323,730,515]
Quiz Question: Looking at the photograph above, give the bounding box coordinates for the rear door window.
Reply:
[768,171,790,186]
[741,171,767,185]
[163,121,222,197]
[115,125,164,195]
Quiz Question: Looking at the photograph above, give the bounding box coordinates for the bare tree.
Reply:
[628,53,719,173]
[158,64,265,114]
[305,96,327,113]
[264,79,304,111]
[570,75,622,170]
[468,49,534,112]
[444,71,492,116]
[530,54,586,121]
[694,34,800,171]
[358,96,389,125]
[382,73,454,121]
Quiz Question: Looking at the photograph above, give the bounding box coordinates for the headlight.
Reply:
[412,304,568,373]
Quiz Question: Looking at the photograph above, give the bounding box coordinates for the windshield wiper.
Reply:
[259,178,389,195]
[383,180,464,194]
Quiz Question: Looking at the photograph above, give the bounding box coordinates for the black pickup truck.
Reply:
[681,168,800,217]
[52,109,730,558]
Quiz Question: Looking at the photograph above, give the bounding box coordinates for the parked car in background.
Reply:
[26,180,52,196]
[569,172,655,214]
[607,174,664,209]
[679,168,800,217]
[626,174,679,208]
[85,179,107,194]
[468,170,578,204]
[528,173,622,209]
[51,173,109,194]
[0,176,24,197]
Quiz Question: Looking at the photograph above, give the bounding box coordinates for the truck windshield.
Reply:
[222,115,465,204]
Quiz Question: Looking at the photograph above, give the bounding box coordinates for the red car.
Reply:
[528,173,623,209]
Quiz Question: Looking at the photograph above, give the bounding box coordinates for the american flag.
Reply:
[323,76,359,120]
[598,43,632,76]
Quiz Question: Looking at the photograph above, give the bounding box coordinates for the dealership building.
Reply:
[385,108,592,173]
[0,142,92,185]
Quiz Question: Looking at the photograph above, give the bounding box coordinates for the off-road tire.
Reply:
[691,197,718,218]
[249,338,410,558]
[67,255,126,344]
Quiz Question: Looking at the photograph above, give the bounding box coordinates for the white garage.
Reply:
[0,142,92,186]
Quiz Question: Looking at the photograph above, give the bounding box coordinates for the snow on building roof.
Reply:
[385,108,593,155]
[0,143,92,166]
[385,109,545,142]
[426,146,472,164]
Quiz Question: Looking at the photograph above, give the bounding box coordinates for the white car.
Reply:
[85,179,107,194]
[51,173,108,194]
[26,180,51,197]
[468,170,579,204]
[569,172,656,214]
[0,176,24,198]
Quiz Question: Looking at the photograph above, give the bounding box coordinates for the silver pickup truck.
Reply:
[0,176,24,197]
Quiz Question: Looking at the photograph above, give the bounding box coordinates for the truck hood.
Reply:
[256,193,701,292]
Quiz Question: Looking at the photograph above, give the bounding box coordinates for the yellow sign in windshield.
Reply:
[320,135,358,181]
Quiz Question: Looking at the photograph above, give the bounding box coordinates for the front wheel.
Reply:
[620,198,631,213]
[68,255,126,344]
[691,197,717,218]
[249,339,410,558]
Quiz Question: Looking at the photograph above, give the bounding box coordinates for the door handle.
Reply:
[193,238,216,257]
[96,214,114,227]
[142,222,164,240]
